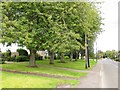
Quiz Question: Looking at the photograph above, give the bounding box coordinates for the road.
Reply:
[77,59,119,88]
[100,59,118,88]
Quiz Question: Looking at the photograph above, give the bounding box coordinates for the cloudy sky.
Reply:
[94,0,119,52]
[0,0,119,52]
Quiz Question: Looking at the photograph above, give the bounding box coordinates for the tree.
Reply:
[105,50,118,60]
[1,2,102,68]
[1,2,52,67]
[72,2,102,68]
[97,50,104,59]
[45,2,84,63]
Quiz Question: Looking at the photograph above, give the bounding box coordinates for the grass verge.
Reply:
[2,62,87,78]
[37,59,97,70]
[2,72,78,88]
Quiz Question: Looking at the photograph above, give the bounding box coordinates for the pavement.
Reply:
[77,59,119,88]
[77,60,101,88]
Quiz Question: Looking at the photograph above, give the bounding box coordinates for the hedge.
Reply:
[15,56,29,62]
[17,49,28,56]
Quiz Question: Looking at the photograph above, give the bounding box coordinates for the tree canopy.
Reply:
[1,2,102,67]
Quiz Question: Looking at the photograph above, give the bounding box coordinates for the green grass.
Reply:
[2,72,78,88]
[1,59,97,88]
[2,59,97,78]
[2,62,87,78]
[37,59,97,70]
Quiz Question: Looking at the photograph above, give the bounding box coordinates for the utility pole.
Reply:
[85,34,90,69]
[87,45,90,67]
[96,41,98,62]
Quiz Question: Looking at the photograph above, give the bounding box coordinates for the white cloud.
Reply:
[95,0,118,52]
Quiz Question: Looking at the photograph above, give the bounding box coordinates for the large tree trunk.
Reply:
[70,51,73,61]
[75,51,78,61]
[49,51,54,64]
[29,49,37,67]
[61,52,65,63]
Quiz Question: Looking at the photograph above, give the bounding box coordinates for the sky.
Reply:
[94,0,119,52]
[0,0,119,52]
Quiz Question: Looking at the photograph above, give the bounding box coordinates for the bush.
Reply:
[15,56,29,62]
[17,49,28,56]
[64,56,69,59]
[7,57,12,61]
[2,50,12,61]
[6,49,11,56]
[44,56,48,59]
[0,56,5,64]
[0,51,12,63]
[47,56,50,59]
[115,58,120,62]
[10,56,16,61]
[0,52,5,64]
[0,58,5,64]
[2,52,10,61]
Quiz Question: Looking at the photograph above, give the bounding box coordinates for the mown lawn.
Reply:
[1,59,97,88]
[37,59,97,70]
[2,72,78,88]
[2,62,87,78]
[2,59,97,78]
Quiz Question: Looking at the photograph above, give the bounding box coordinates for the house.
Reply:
[11,52,19,57]
[37,50,48,59]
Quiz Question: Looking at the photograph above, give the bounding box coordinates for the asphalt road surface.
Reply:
[77,59,119,88]
[100,59,118,88]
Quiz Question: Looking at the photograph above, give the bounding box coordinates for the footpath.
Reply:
[77,61,101,88]
[57,61,101,88]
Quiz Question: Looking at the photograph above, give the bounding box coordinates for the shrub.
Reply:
[1,51,12,63]
[17,49,28,56]
[0,52,5,64]
[44,56,48,59]
[2,50,12,61]
[115,58,120,62]
[15,56,29,62]
[6,49,11,56]
[47,56,50,60]
[64,56,69,59]
[10,56,16,61]
[2,53,13,61]
[0,58,5,64]
[2,52,10,61]
[7,57,12,61]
